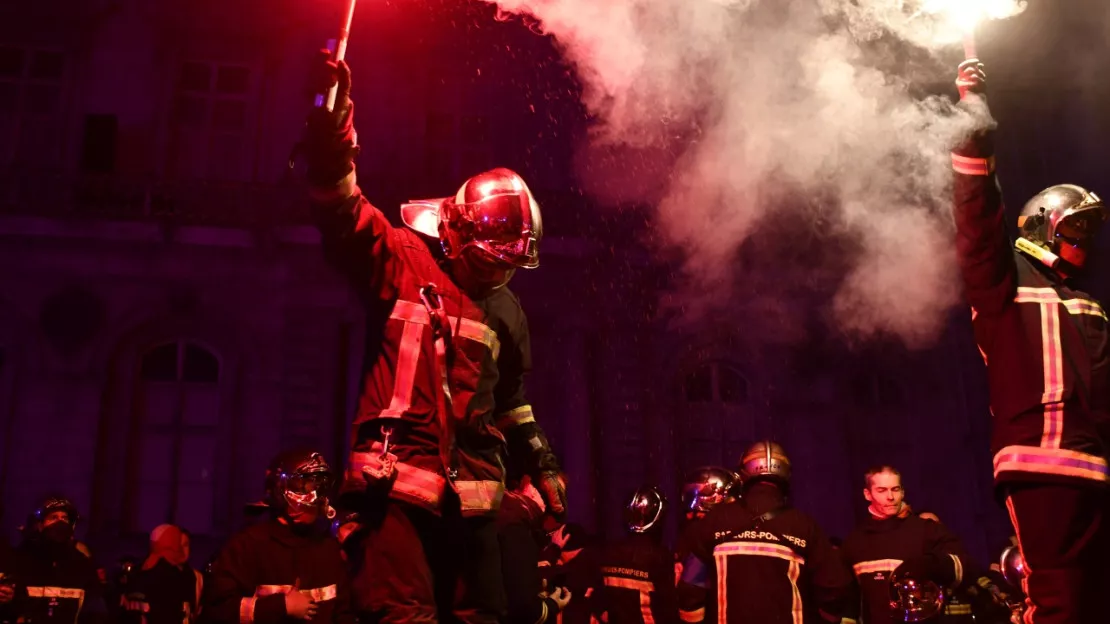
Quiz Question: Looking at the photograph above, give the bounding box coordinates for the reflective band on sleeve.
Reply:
[455,480,505,514]
[993,445,1110,482]
[25,587,85,600]
[348,453,446,507]
[951,153,994,176]
[536,600,549,624]
[496,405,537,430]
[678,608,705,623]
[944,604,972,615]
[255,585,337,601]
[239,597,257,624]
[851,559,902,576]
[949,554,963,586]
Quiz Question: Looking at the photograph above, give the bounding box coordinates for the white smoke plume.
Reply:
[488,0,1016,346]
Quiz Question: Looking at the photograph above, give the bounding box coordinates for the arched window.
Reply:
[130,340,221,535]
[678,360,751,471]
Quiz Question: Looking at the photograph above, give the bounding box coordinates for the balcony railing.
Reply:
[0,169,313,228]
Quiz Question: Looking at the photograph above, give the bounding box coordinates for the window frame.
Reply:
[127,339,222,535]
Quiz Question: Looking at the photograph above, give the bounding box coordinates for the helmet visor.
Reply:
[456,194,540,268]
[1056,209,1106,245]
[286,471,333,496]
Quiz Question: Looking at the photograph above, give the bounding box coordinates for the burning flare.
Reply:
[917,0,1028,39]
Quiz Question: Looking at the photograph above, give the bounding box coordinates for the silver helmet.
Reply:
[738,441,791,486]
[1017,184,1106,269]
[999,545,1028,589]
[681,467,738,514]
[888,567,946,622]
[624,485,667,534]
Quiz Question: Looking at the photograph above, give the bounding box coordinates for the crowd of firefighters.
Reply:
[1,44,1108,624]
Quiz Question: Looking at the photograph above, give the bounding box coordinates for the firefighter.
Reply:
[10,497,106,624]
[951,59,1109,623]
[497,474,572,624]
[595,485,678,624]
[123,524,202,624]
[677,441,851,623]
[840,466,974,624]
[200,449,354,624]
[302,56,566,624]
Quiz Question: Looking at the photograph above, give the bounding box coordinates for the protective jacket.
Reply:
[840,514,970,624]
[952,131,1110,487]
[677,484,851,624]
[596,533,678,624]
[200,520,353,624]
[10,539,105,624]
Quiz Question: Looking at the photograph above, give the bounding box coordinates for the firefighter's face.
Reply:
[42,510,71,528]
[452,247,516,297]
[863,471,905,519]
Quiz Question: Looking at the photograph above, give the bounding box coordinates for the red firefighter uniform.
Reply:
[596,533,678,624]
[313,178,558,518]
[677,483,851,624]
[951,130,1109,489]
[200,520,354,624]
[840,513,970,624]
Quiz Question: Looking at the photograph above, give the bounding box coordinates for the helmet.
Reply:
[681,467,738,514]
[738,441,791,486]
[438,168,543,269]
[1017,184,1106,269]
[32,496,79,528]
[888,566,946,622]
[999,545,1027,589]
[624,485,667,533]
[264,449,336,519]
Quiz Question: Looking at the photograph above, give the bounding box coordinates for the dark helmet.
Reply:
[888,565,945,622]
[624,485,667,533]
[1017,184,1106,270]
[738,441,791,486]
[681,467,738,514]
[264,449,335,519]
[32,496,79,529]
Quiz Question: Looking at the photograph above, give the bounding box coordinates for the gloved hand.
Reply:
[536,471,568,522]
[303,51,360,189]
[956,59,986,101]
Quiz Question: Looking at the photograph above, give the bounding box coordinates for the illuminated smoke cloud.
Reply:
[488,0,1011,346]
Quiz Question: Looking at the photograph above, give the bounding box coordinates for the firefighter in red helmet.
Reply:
[301,57,565,624]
